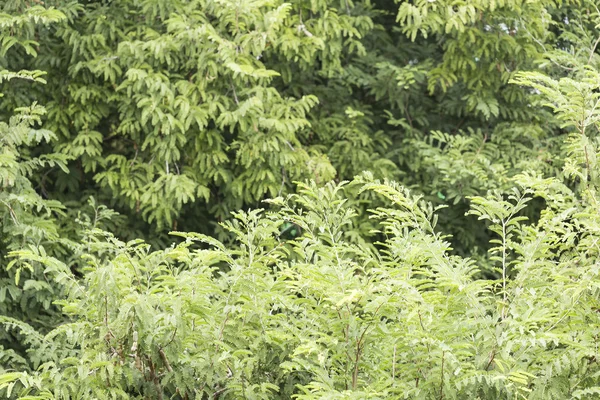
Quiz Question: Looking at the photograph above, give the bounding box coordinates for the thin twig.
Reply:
[439,351,445,400]
[1,200,19,225]
[588,35,600,64]
[278,167,287,196]
[230,80,239,105]
[485,348,496,371]
[392,344,397,380]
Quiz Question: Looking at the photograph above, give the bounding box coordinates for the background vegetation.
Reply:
[2,0,600,398]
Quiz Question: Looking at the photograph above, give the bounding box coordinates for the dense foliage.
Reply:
[1,0,584,243]
[3,0,600,398]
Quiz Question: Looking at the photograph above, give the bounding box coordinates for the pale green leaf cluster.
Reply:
[2,172,600,398]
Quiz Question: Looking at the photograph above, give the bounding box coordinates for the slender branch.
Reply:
[278,167,287,196]
[158,348,173,373]
[439,351,445,400]
[589,35,600,64]
[392,344,397,380]
[501,219,508,319]
[485,348,496,371]
[1,200,19,225]
[164,327,177,348]
[230,80,239,105]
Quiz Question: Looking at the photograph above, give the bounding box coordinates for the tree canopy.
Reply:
[3,0,600,398]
